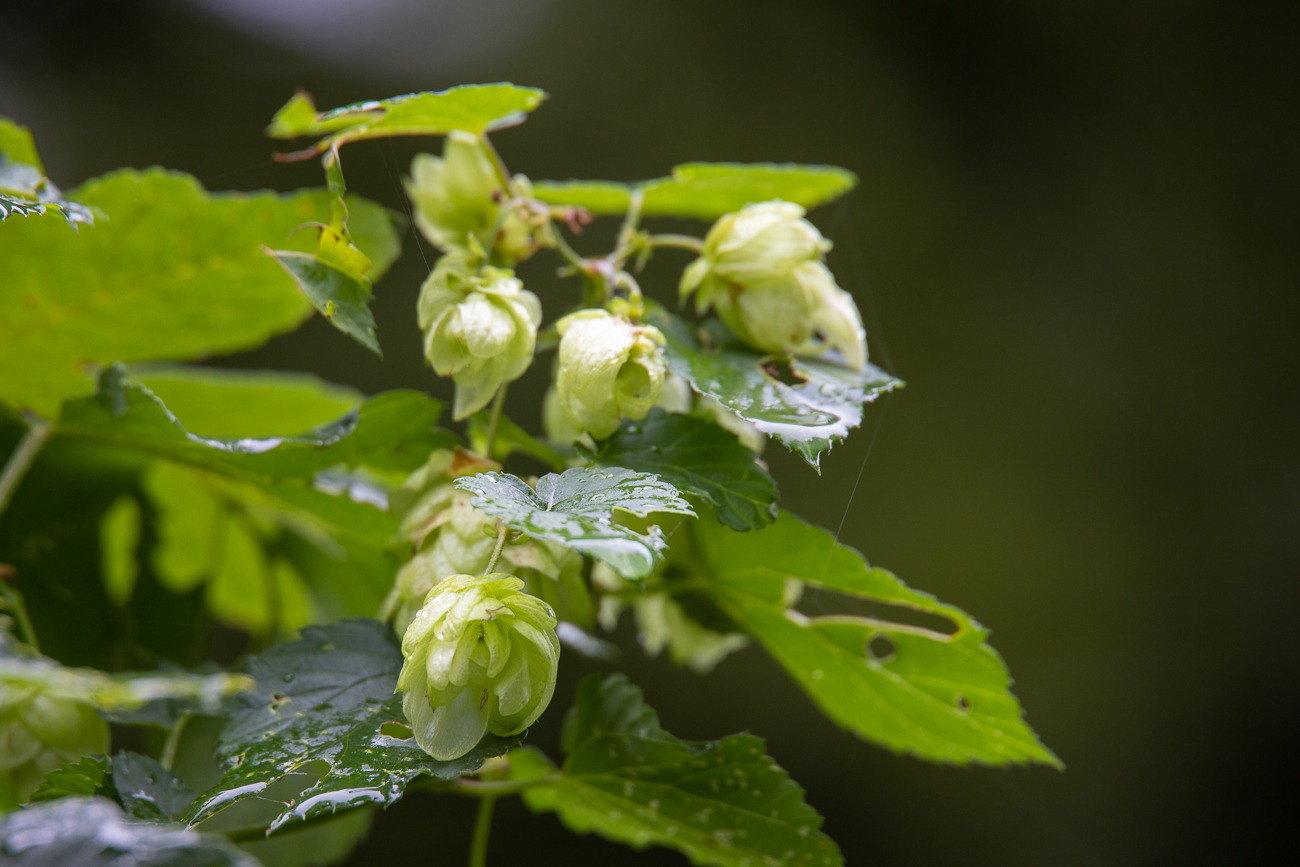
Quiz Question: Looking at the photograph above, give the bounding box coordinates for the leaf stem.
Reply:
[0,412,52,520]
[161,713,191,771]
[612,188,645,265]
[479,134,516,196]
[483,384,508,460]
[483,522,509,575]
[0,581,39,652]
[644,233,704,254]
[452,774,562,796]
[468,795,495,867]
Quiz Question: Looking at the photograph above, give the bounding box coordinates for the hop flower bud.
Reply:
[554,310,667,439]
[680,200,867,369]
[406,131,541,263]
[419,251,541,420]
[397,574,560,761]
[0,687,107,799]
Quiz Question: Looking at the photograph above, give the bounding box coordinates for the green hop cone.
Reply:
[419,249,542,420]
[554,309,667,439]
[0,686,107,800]
[406,131,542,263]
[397,573,560,761]
[680,200,868,369]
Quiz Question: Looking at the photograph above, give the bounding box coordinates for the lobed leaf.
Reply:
[583,409,779,531]
[188,618,519,833]
[648,309,902,470]
[510,673,842,867]
[533,162,857,221]
[454,467,696,579]
[29,756,114,804]
[0,169,400,415]
[267,85,547,156]
[686,512,1061,767]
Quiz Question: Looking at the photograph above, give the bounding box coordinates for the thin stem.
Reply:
[0,582,38,652]
[483,384,508,460]
[483,522,509,575]
[161,713,191,771]
[612,188,645,265]
[479,134,516,196]
[468,795,496,867]
[644,233,704,253]
[0,413,52,520]
[452,774,562,796]
[546,221,588,273]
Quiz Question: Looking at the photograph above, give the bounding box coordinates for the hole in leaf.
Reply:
[796,589,959,636]
[955,694,971,712]
[867,634,896,662]
[380,721,413,739]
[762,359,807,387]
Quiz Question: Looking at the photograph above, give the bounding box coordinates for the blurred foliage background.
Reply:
[2,0,1296,863]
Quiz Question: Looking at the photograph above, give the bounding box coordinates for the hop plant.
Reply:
[407,130,543,263]
[553,309,667,439]
[0,686,107,799]
[680,200,868,369]
[397,573,560,761]
[419,248,542,419]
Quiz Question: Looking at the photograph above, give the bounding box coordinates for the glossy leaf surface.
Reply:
[511,674,842,867]
[648,310,902,470]
[688,512,1061,767]
[455,468,695,579]
[188,618,520,833]
[584,409,778,531]
[0,169,399,415]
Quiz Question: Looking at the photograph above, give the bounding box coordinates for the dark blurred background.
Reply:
[4,0,1298,863]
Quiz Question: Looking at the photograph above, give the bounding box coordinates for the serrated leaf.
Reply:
[111,752,196,821]
[648,309,902,470]
[454,468,695,579]
[29,756,114,804]
[467,411,567,472]
[188,618,519,833]
[267,249,380,356]
[0,191,96,227]
[511,673,842,867]
[0,169,400,416]
[687,512,1060,767]
[533,162,857,221]
[267,85,547,156]
[1,797,257,866]
[585,409,779,531]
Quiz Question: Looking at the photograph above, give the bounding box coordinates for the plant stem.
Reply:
[468,795,495,867]
[0,412,52,520]
[612,188,645,265]
[479,134,516,196]
[483,522,509,575]
[450,774,562,796]
[483,383,508,460]
[0,582,38,652]
[161,713,191,771]
[644,233,704,253]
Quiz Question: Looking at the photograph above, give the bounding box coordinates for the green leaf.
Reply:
[0,118,43,170]
[111,752,196,821]
[584,409,779,531]
[267,249,380,356]
[687,512,1061,767]
[467,410,567,472]
[0,169,399,415]
[237,808,373,867]
[511,673,842,867]
[454,468,696,580]
[267,85,548,155]
[648,309,903,470]
[130,365,361,439]
[188,618,520,833]
[99,494,141,605]
[533,163,857,221]
[29,756,114,804]
[0,191,96,227]
[0,651,253,712]
[1,797,257,866]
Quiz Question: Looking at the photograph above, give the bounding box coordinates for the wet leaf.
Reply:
[188,618,520,833]
[111,752,196,821]
[584,409,779,531]
[0,169,399,415]
[685,512,1061,767]
[533,162,857,221]
[454,468,696,579]
[267,85,547,156]
[510,673,842,867]
[267,250,380,356]
[647,309,903,470]
[237,808,373,867]
[29,756,115,804]
[0,797,257,866]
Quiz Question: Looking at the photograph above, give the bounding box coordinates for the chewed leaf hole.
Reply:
[763,359,807,387]
[380,721,413,739]
[955,694,971,712]
[867,634,896,662]
[797,589,959,636]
